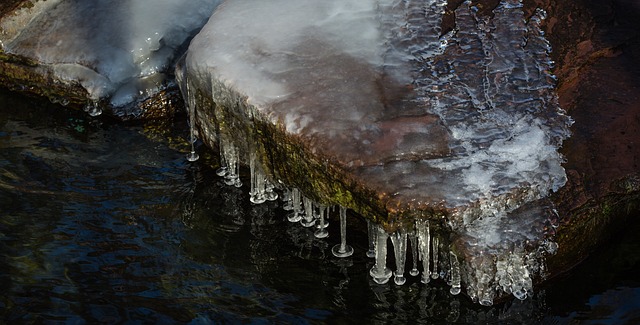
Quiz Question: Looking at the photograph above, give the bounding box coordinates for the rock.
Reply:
[0,0,220,119]
[179,0,578,304]
[544,0,640,277]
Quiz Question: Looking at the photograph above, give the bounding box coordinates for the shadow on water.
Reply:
[1,88,640,323]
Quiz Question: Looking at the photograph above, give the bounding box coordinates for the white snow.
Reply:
[2,0,221,110]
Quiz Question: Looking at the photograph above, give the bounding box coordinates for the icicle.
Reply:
[249,152,266,204]
[332,206,354,258]
[287,188,303,222]
[314,206,329,238]
[416,219,431,284]
[316,205,329,229]
[282,189,293,210]
[185,81,199,162]
[300,196,316,227]
[264,180,278,201]
[85,99,102,117]
[390,227,408,285]
[431,236,440,279]
[219,137,242,187]
[409,225,419,276]
[449,251,461,295]
[366,220,376,258]
[369,224,392,284]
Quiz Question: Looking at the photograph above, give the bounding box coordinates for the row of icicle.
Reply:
[183,128,464,297]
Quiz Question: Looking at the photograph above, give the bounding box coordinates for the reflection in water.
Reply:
[1,90,639,323]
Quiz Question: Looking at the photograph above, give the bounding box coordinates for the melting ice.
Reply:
[0,0,221,116]
[185,0,572,305]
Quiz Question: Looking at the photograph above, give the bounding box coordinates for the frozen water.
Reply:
[287,188,304,223]
[301,197,317,228]
[390,228,408,285]
[367,220,377,258]
[314,206,329,239]
[416,220,431,284]
[219,136,242,188]
[332,206,354,258]
[1,0,220,114]
[250,152,267,204]
[431,236,440,280]
[185,79,200,162]
[409,227,420,276]
[449,251,461,295]
[370,224,392,284]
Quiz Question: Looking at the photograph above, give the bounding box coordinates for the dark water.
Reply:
[1,90,639,324]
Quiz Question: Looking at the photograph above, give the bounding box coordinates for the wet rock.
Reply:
[0,0,219,119]
[180,0,639,303]
[545,0,640,276]
[179,0,577,304]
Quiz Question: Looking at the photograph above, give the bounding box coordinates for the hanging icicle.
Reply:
[431,236,440,280]
[409,225,420,276]
[449,250,461,295]
[369,224,392,284]
[366,220,376,258]
[300,196,316,227]
[85,99,103,117]
[332,206,354,258]
[265,181,278,201]
[249,152,267,204]
[218,137,242,187]
[416,219,431,284]
[314,206,329,238]
[184,80,199,162]
[287,188,303,222]
[390,227,408,285]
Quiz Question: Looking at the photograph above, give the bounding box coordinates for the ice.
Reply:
[409,227,420,276]
[449,251,461,295]
[314,206,329,239]
[370,224,392,284]
[84,100,102,117]
[301,197,317,228]
[287,188,304,223]
[366,220,377,258]
[390,228,408,285]
[1,0,221,113]
[250,152,267,204]
[282,189,294,211]
[431,236,440,280]
[185,80,199,162]
[416,220,431,284]
[218,136,242,188]
[332,206,354,258]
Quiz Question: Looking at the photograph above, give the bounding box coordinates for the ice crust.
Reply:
[182,0,572,304]
[1,0,220,114]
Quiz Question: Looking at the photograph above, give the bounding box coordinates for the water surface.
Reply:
[1,90,639,323]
